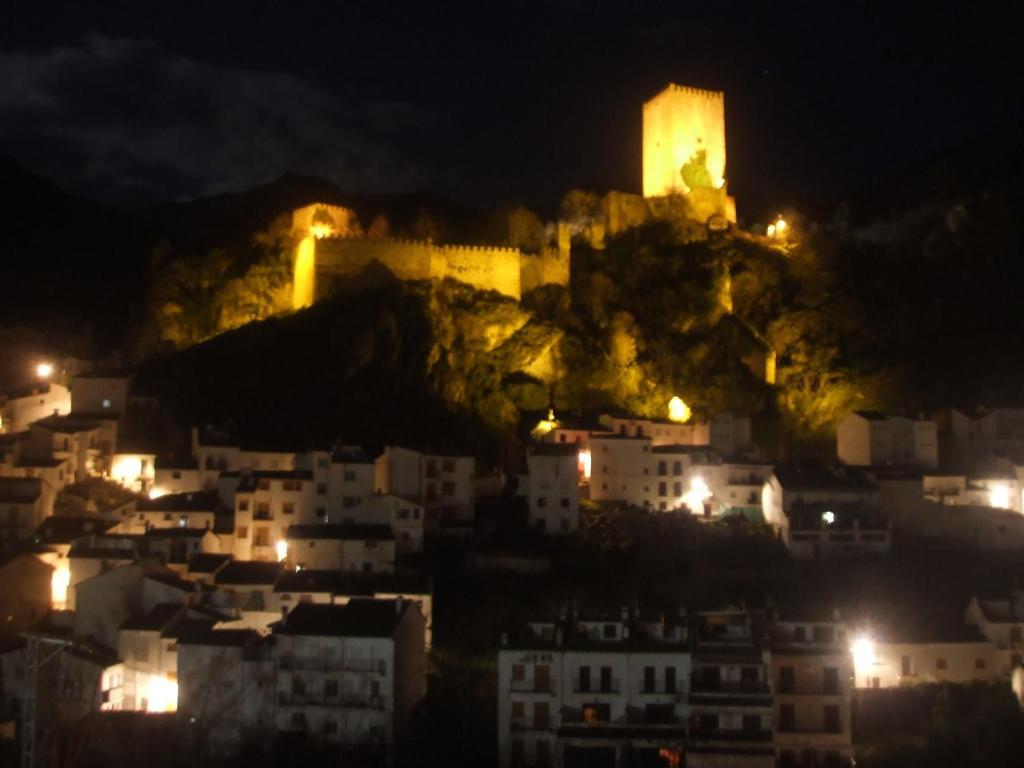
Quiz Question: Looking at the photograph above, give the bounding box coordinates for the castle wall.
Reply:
[520,247,570,295]
[295,237,526,303]
[642,84,727,200]
[430,244,522,299]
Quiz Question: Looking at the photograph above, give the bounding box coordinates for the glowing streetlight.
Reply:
[851,634,877,685]
[822,510,836,526]
[667,396,691,424]
[988,483,1011,509]
[36,362,54,379]
[682,476,712,516]
[276,540,289,562]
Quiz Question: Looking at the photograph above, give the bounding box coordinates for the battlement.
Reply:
[647,83,725,103]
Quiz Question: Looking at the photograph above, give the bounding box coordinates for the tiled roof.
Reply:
[275,599,409,638]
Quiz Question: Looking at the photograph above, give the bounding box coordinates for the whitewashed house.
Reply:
[527,443,581,534]
[836,411,938,469]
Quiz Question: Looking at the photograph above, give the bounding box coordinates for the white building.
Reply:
[375,446,475,524]
[1,380,71,433]
[762,465,890,558]
[939,407,1024,471]
[213,559,284,629]
[598,412,755,457]
[127,489,223,534]
[770,610,853,767]
[527,444,581,534]
[836,411,938,469]
[285,523,396,574]
[273,599,427,760]
[232,470,316,561]
[688,608,774,768]
[176,628,275,756]
[497,608,691,768]
[964,592,1024,673]
[153,458,202,496]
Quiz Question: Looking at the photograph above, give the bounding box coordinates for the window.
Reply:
[672,461,682,476]
[282,502,295,515]
[665,667,676,693]
[253,527,270,547]
[936,658,947,670]
[172,470,182,480]
[600,666,612,692]
[602,624,616,639]
[237,499,249,512]
[236,526,248,538]
[658,482,667,496]
[255,502,270,517]
[823,666,839,694]
[325,679,338,697]
[535,663,550,692]
[533,701,550,729]
[644,666,656,693]
[560,497,570,508]
[257,479,270,491]
[901,655,912,676]
[824,704,840,733]
[673,481,682,496]
[578,666,590,692]
[442,459,456,473]
[779,666,795,693]
[537,497,547,508]
[778,704,795,733]
[441,481,456,497]
[343,469,357,481]
[658,461,667,476]
[975,657,987,670]
[583,704,609,723]
[317,483,327,495]
[512,664,525,682]
[511,701,525,720]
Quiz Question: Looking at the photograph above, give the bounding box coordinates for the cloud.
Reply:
[0,36,427,204]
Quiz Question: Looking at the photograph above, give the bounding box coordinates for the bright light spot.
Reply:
[667,396,691,424]
[36,362,54,379]
[713,177,725,190]
[766,224,776,238]
[775,217,787,233]
[822,510,836,526]
[310,223,334,239]
[111,456,144,488]
[145,675,178,712]
[531,408,559,440]
[989,483,1011,509]
[682,476,712,515]
[148,487,167,500]
[851,634,877,680]
[276,540,288,562]
[51,564,70,609]
[578,449,592,480]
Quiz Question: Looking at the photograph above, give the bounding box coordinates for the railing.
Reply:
[511,678,557,694]
[253,510,273,521]
[278,655,387,674]
[690,727,772,742]
[572,679,620,694]
[689,680,770,695]
[277,692,385,709]
[510,717,553,731]
[776,684,843,696]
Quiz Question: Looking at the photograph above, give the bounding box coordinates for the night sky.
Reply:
[2,1,1021,221]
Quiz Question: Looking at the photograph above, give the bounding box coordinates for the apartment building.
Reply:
[836,411,938,469]
[527,443,581,534]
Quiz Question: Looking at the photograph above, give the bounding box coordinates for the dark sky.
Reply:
[1,0,1021,222]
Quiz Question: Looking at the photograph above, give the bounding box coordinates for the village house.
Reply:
[497,606,691,768]
[153,457,202,495]
[176,628,275,756]
[127,489,223,533]
[770,607,853,768]
[213,559,284,629]
[963,592,1024,673]
[375,446,475,525]
[836,411,938,469]
[762,465,890,558]
[285,523,396,574]
[526,443,581,534]
[0,380,71,434]
[231,469,316,561]
[687,607,774,768]
[272,599,427,760]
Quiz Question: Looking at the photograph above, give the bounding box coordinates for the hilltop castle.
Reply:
[292,83,735,309]
[643,83,736,222]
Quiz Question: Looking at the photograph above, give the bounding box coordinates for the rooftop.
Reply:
[187,553,232,575]
[138,490,223,513]
[215,559,283,586]
[120,602,185,632]
[31,414,103,433]
[275,598,409,638]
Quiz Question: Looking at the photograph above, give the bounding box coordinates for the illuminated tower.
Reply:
[642,83,735,220]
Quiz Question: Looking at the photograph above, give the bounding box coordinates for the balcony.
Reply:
[277,692,385,709]
[572,680,620,695]
[253,510,273,521]
[689,680,771,695]
[510,717,553,731]
[689,727,773,744]
[278,655,387,674]
[511,678,557,694]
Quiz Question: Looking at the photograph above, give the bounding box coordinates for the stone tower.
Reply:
[642,83,735,221]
